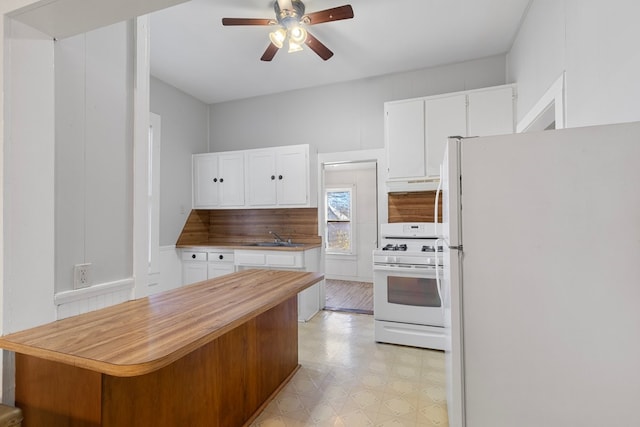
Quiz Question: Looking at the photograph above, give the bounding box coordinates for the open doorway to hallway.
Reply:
[321,160,377,315]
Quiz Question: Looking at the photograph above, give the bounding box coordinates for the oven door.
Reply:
[373,264,444,327]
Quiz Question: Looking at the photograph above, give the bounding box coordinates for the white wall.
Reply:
[209,55,507,153]
[508,0,640,128]
[2,17,56,403]
[3,19,56,332]
[150,76,209,246]
[324,163,377,282]
[55,21,134,293]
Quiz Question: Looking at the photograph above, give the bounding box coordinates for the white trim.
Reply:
[133,15,151,299]
[325,185,356,255]
[54,278,134,305]
[517,72,566,133]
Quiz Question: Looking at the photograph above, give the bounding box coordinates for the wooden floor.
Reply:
[324,279,373,315]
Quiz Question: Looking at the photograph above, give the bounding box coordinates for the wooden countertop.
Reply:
[0,269,323,377]
[176,242,322,251]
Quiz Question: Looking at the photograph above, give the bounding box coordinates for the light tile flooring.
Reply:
[250,311,449,427]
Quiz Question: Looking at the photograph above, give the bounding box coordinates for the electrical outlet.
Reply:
[73,263,91,289]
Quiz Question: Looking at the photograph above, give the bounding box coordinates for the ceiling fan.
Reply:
[222,0,354,62]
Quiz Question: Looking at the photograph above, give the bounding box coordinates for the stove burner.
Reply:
[422,245,443,252]
[382,244,407,251]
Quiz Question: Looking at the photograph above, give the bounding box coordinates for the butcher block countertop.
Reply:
[176,242,322,251]
[0,269,323,377]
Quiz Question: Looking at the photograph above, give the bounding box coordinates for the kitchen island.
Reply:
[0,269,323,427]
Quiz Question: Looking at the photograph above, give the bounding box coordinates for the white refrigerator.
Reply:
[441,121,640,427]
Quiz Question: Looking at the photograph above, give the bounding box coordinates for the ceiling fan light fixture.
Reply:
[287,40,304,53]
[288,25,307,44]
[269,28,287,48]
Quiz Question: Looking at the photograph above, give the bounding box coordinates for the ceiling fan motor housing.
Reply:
[274,0,306,28]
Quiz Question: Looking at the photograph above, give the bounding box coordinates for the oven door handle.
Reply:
[373,265,434,273]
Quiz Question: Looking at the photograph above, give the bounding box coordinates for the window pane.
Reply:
[327,222,351,251]
[327,190,351,220]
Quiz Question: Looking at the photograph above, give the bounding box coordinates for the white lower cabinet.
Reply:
[181,251,208,285]
[207,251,235,279]
[182,250,235,285]
[235,248,321,322]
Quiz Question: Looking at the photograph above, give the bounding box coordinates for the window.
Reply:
[325,187,354,254]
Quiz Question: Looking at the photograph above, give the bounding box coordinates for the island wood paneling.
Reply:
[176,207,321,246]
[388,191,442,223]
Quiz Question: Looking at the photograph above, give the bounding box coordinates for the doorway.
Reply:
[319,154,383,315]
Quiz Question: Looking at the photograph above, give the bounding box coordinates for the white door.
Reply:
[246,149,277,206]
[276,146,308,206]
[193,154,219,208]
[425,94,467,178]
[218,152,245,206]
[385,100,426,179]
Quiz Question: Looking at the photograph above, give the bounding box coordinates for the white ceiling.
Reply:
[150,0,531,104]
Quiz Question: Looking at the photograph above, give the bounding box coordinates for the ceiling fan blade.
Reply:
[304,5,354,25]
[260,43,280,62]
[222,18,273,26]
[304,32,333,61]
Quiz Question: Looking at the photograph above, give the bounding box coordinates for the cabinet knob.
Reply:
[278,175,283,180]
[213,178,218,183]
[271,175,275,180]
[191,254,196,259]
[219,255,224,260]
[220,178,224,183]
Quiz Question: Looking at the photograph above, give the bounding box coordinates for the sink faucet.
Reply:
[269,231,289,243]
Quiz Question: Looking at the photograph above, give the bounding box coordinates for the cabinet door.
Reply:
[182,262,207,285]
[207,263,235,279]
[193,154,219,208]
[385,100,426,179]
[468,87,514,137]
[218,153,245,206]
[276,146,308,206]
[246,149,278,206]
[425,95,467,177]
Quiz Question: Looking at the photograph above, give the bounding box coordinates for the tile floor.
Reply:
[250,311,449,427]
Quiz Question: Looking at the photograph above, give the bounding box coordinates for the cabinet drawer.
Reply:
[266,253,302,267]
[182,251,207,261]
[207,251,234,263]
[234,250,303,268]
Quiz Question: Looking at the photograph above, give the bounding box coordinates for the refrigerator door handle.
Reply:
[435,238,444,314]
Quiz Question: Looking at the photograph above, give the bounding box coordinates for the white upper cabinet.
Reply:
[425,94,467,178]
[467,86,515,137]
[197,144,316,210]
[193,152,245,208]
[385,100,426,180]
[275,145,309,206]
[246,149,278,206]
[247,144,311,207]
[385,84,515,191]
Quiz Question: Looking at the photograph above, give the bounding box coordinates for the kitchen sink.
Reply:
[248,242,306,247]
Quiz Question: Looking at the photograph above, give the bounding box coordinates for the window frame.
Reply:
[324,185,356,255]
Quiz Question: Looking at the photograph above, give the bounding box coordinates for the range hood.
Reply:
[386,177,440,193]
